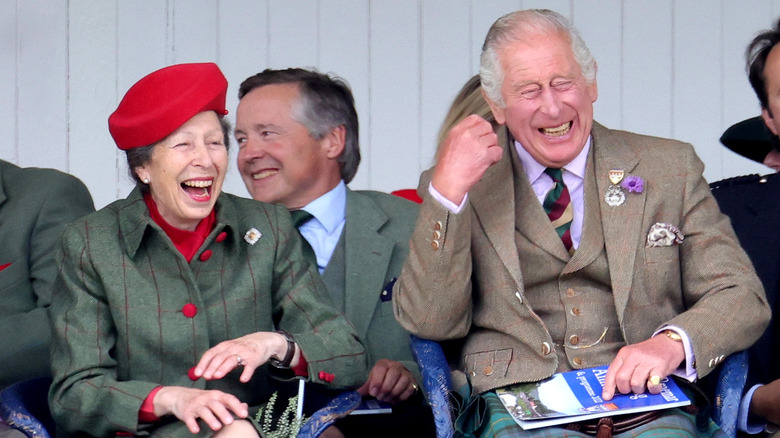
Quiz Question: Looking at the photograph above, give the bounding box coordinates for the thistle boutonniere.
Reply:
[605,170,644,206]
[244,227,262,245]
[621,175,644,193]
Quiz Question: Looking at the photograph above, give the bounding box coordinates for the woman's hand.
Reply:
[154,386,248,434]
[193,332,300,383]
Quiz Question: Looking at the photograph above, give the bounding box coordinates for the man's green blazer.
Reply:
[0,159,94,389]
[340,189,419,376]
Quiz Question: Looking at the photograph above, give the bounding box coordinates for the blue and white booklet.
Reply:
[495,366,691,430]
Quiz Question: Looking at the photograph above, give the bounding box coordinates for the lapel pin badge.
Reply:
[244,227,261,245]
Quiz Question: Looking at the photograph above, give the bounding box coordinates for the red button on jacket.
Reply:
[182,303,197,318]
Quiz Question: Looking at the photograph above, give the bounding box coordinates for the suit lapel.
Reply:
[471,132,524,287]
[510,147,571,261]
[0,162,8,213]
[343,189,394,338]
[591,123,645,322]
[563,149,604,273]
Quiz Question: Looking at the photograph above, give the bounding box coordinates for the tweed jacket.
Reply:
[339,189,419,377]
[48,188,368,437]
[0,159,94,389]
[710,173,780,405]
[394,122,771,395]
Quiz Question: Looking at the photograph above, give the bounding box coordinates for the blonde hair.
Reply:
[435,75,507,162]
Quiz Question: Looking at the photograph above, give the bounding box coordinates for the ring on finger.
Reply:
[236,354,244,366]
[648,375,661,386]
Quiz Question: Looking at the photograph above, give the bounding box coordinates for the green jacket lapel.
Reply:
[343,189,395,339]
[592,122,645,322]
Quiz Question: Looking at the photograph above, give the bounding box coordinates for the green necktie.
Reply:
[542,168,574,252]
[290,209,317,268]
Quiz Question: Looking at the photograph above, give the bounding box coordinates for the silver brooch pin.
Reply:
[605,169,626,206]
[244,228,261,245]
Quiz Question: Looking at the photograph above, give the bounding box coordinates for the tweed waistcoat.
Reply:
[511,147,625,373]
[321,230,347,312]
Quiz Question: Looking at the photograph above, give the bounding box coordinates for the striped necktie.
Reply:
[543,168,574,252]
[290,209,317,267]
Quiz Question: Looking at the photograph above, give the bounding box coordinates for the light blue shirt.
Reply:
[297,181,346,274]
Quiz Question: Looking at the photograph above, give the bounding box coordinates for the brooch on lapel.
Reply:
[244,228,262,245]
[646,222,684,247]
[604,170,644,207]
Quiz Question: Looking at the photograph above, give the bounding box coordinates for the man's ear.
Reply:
[482,89,506,125]
[323,125,346,159]
[762,108,779,137]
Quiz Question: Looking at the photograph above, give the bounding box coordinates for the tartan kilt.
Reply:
[456,390,727,438]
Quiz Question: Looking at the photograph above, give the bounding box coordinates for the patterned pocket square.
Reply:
[646,223,684,247]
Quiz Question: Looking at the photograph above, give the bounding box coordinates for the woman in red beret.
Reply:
[47,63,368,437]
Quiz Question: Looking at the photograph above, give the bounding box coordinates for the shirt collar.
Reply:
[514,136,591,182]
[301,180,346,234]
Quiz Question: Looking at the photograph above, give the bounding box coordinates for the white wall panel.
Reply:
[369,1,421,192]
[268,0,318,68]
[421,0,472,170]
[5,0,780,207]
[0,1,18,162]
[17,0,68,169]
[68,0,119,209]
[319,0,370,188]
[469,0,521,74]
[574,1,622,129]
[170,0,219,63]
[217,0,269,198]
[622,1,673,138]
[721,0,775,179]
[672,2,724,182]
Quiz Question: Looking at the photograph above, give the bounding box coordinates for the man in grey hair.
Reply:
[394,9,770,437]
[234,68,432,437]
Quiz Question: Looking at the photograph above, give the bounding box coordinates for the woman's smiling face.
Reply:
[134,111,228,231]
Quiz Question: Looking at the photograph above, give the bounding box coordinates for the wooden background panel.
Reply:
[621,1,674,138]
[268,0,318,69]
[318,0,370,188]
[17,0,68,169]
[5,1,780,208]
[421,0,472,170]
[672,2,725,182]
[0,2,18,162]
[217,0,269,198]
[721,1,777,178]
[469,0,522,74]
[574,1,623,130]
[368,1,421,192]
[170,0,219,64]
[68,0,119,209]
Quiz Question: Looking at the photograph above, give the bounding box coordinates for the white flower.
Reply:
[244,228,262,245]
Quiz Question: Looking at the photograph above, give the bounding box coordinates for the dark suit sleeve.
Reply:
[0,171,93,388]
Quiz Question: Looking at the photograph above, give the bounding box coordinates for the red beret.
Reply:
[108,62,228,150]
